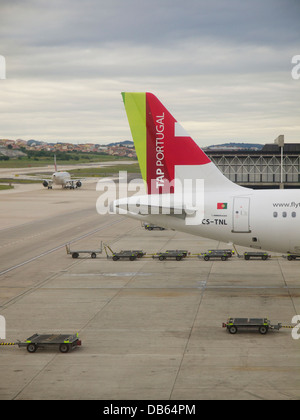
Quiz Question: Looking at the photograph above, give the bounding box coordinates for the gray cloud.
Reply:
[0,0,299,144]
[1,0,299,48]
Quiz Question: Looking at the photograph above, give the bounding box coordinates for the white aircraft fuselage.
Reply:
[115,188,300,254]
[42,160,82,189]
[52,171,71,186]
[114,92,300,255]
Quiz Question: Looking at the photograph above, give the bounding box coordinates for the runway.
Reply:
[0,179,299,400]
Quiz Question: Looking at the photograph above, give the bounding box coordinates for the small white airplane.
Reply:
[42,155,82,189]
[111,92,300,255]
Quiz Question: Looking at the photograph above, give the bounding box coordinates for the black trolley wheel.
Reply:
[228,325,238,334]
[259,326,268,335]
[204,255,210,261]
[72,252,79,259]
[159,255,165,261]
[27,343,37,353]
[176,256,182,261]
[129,255,136,261]
[59,343,70,353]
[244,254,250,260]
[262,255,268,261]
[221,256,227,261]
[91,253,96,259]
[112,255,119,261]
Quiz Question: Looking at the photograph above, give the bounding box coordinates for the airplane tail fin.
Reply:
[122,92,247,194]
[54,154,57,172]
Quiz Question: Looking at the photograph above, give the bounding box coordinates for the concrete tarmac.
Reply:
[0,179,300,400]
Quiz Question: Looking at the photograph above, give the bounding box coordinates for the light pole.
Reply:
[274,135,284,189]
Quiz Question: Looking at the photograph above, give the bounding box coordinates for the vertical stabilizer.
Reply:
[122,92,249,194]
[54,154,57,172]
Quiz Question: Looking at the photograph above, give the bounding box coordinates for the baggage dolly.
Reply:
[66,242,103,259]
[102,244,145,261]
[207,249,234,257]
[199,251,229,261]
[244,251,270,260]
[165,250,189,258]
[16,333,82,353]
[143,223,165,231]
[152,250,187,261]
[287,253,300,261]
[111,250,145,261]
[222,318,282,335]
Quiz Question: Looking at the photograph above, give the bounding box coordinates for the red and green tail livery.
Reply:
[121,92,211,194]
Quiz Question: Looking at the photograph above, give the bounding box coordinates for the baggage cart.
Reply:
[152,250,186,261]
[199,251,228,261]
[244,252,270,260]
[111,250,145,261]
[222,318,282,335]
[16,333,81,353]
[165,250,189,258]
[66,242,103,259]
[143,223,165,231]
[287,253,300,261]
[102,244,145,261]
[208,249,234,257]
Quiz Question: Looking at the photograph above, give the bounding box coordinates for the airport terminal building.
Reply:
[206,143,300,189]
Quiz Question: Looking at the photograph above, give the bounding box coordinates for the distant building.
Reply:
[207,143,300,189]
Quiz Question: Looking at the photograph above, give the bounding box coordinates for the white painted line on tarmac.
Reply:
[0,218,124,276]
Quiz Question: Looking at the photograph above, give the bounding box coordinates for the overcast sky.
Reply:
[0,0,299,146]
